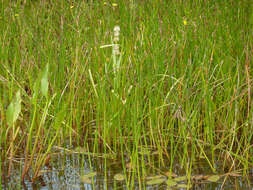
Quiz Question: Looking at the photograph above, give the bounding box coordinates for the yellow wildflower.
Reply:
[104,2,107,5]
[183,19,187,25]
[15,14,19,17]
[70,5,74,9]
[112,3,118,7]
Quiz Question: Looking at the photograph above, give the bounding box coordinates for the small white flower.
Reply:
[113,26,120,42]
[113,26,120,55]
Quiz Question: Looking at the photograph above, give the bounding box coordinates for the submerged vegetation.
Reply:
[0,0,252,189]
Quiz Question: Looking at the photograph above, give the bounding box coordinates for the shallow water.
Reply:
[2,152,253,190]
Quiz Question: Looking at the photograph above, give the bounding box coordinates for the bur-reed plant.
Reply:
[0,0,252,186]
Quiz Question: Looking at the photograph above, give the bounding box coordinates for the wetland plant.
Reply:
[0,0,252,188]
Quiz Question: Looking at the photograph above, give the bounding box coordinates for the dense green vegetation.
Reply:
[0,0,252,188]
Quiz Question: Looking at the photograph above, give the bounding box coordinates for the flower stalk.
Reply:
[113,25,120,74]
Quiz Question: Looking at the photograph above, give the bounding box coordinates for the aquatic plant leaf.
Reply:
[146,175,165,180]
[81,176,92,184]
[191,175,208,181]
[83,171,97,178]
[146,176,166,185]
[6,90,21,126]
[81,172,97,184]
[41,63,49,97]
[6,103,14,126]
[32,79,40,102]
[174,176,187,182]
[165,171,177,177]
[177,184,191,188]
[166,178,177,187]
[114,173,125,181]
[207,175,220,182]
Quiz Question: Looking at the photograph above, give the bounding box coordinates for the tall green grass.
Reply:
[0,0,252,184]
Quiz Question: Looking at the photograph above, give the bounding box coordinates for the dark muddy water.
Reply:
[2,151,253,190]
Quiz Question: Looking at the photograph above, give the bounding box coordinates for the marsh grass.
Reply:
[0,0,253,187]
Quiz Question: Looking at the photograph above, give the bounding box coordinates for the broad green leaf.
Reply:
[207,175,220,182]
[174,176,187,182]
[146,176,166,185]
[82,171,97,178]
[6,102,14,126]
[32,79,40,102]
[114,173,125,181]
[41,64,49,97]
[6,90,21,126]
[166,178,177,187]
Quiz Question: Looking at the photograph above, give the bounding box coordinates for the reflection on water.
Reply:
[2,152,253,190]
